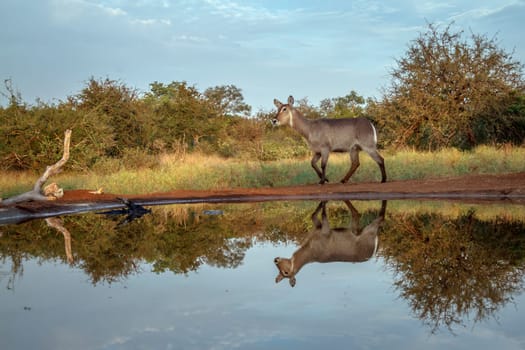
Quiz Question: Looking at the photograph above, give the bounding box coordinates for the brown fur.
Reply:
[274,200,387,287]
[273,95,387,184]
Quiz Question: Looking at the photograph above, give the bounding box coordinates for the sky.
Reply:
[1,0,524,113]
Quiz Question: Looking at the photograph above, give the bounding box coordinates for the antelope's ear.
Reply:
[289,276,296,287]
[287,95,294,106]
[275,274,284,284]
[273,99,282,108]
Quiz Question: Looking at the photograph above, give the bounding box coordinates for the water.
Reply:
[1,200,525,350]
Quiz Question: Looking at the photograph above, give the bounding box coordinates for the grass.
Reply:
[1,145,525,198]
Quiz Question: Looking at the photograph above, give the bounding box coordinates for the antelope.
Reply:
[272,96,387,184]
[274,200,387,287]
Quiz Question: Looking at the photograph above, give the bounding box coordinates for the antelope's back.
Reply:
[316,117,376,148]
[308,229,377,263]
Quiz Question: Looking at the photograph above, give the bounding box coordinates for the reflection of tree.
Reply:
[4,200,524,333]
[0,253,22,291]
[148,211,251,274]
[66,207,256,282]
[380,211,525,332]
[0,204,275,285]
[1,219,72,289]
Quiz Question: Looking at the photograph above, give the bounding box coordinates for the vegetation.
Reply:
[376,23,525,150]
[1,22,524,338]
[1,200,524,333]
[1,146,524,199]
[0,23,523,183]
[381,209,525,332]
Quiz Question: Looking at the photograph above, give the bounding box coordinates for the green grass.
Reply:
[1,146,525,198]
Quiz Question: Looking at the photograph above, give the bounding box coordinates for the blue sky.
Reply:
[1,0,524,113]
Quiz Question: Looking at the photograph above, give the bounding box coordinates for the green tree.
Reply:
[0,79,31,169]
[203,84,251,117]
[68,77,146,156]
[143,81,219,150]
[0,79,116,170]
[378,23,525,149]
[319,91,366,118]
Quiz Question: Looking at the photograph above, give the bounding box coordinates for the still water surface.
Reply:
[1,200,525,350]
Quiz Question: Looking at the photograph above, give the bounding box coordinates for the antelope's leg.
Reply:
[367,149,387,183]
[311,201,324,228]
[341,147,360,183]
[343,200,361,232]
[311,153,324,182]
[320,151,330,184]
[320,202,330,234]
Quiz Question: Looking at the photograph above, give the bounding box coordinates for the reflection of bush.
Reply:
[380,211,525,332]
[147,213,251,275]
[0,203,313,285]
[3,202,524,334]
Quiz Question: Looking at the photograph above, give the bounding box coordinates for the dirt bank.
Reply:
[2,172,524,225]
[61,172,525,203]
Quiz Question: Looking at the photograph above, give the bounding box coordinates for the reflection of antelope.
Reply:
[274,200,387,287]
[272,96,387,184]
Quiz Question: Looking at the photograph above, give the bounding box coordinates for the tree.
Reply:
[378,23,525,149]
[143,81,219,150]
[380,211,525,332]
[68,77,146,156]
[319,91,366,119]
[203,84,251,117]
[0,79,30,169]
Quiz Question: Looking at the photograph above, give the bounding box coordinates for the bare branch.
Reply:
[33,129,71,192]
[1,130,72,206]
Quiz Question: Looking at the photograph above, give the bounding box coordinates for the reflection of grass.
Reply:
[313,200,525,223]
[1,146,524,198]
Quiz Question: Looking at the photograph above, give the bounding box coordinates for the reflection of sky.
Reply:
[1,243,525,350]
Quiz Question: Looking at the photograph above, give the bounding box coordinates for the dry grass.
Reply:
[1,146,524,198]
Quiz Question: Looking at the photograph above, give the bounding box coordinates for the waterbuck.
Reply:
[274,200,387,287]
[272,96,387,184]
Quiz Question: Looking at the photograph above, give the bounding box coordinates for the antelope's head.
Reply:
[272,95,295,127]
[274,257,297,287]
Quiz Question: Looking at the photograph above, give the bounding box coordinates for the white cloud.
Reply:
[202,0,282,22]
[450,7,502,21]
[415,1,455,14]
[449,2,523,22]
[106,335,131,346]
[97,3,126,16]
[1,0,523,109]
[174,34,208,43]
[131,18,171,26]
[50,0,126,22]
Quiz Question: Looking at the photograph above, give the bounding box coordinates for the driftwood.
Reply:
[1,129,72,206]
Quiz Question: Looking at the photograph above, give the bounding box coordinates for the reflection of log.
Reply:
[45,217,73,264]
[1,129,71,206]
[0,201,127,225]
[98,198,152,226]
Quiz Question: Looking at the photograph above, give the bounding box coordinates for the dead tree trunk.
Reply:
[1,129,72,206]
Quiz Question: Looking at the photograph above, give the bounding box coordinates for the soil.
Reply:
[2,172,524,225]
[59,172,525,204]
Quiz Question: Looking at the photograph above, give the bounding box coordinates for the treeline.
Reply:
[1,23,524,171]
[0,78,274,170]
